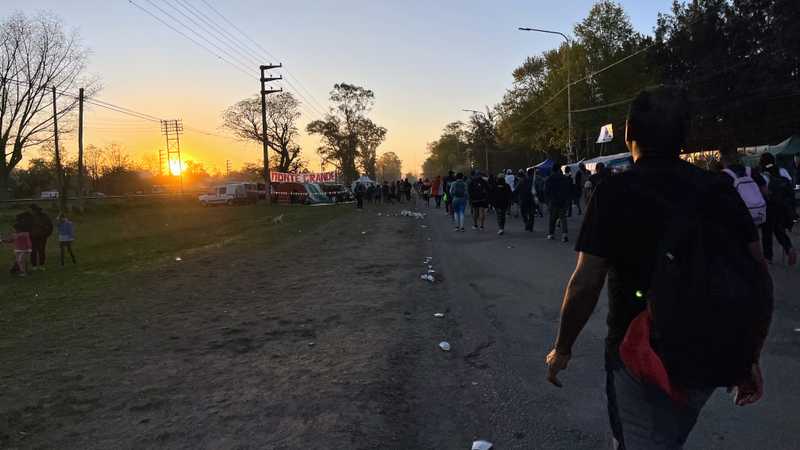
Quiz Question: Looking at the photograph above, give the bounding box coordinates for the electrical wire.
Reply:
[196,0,329,116]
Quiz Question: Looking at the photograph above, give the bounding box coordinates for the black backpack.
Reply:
[640,171,770,388]
[768,174,794,209]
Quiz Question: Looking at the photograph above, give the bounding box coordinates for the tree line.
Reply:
[423,0,800,178]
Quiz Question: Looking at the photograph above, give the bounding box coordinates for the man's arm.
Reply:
[546,252,610,387]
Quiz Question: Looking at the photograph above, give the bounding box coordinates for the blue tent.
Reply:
[530,159,555,176]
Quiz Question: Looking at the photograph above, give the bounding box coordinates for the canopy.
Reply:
[741,135,800,169]
[351,176,376,190]
[770,135,800,157]
[529,159,555,176]
[583,152,633,174]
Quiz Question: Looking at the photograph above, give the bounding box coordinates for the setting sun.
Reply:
[168,160,183,176]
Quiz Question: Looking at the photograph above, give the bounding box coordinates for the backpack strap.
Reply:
[722,168,738,180]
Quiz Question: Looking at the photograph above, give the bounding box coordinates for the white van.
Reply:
[198,183,255,206]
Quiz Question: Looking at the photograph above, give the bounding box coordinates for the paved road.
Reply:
[413,203,800,449]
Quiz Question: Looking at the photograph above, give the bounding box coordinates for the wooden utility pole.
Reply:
[52,87,66,212]
[260,64,282,205]
[77,87,85,211]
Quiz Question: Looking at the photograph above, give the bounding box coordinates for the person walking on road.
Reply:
[354,182,366,209]
[545,163,573,243]
[449,173,468,232]
[574,163,589,215]
[545,86,774,450]
[518,168,538,232]
[443,171,456,220]
[29,204,53,270]
[490,175,512,235]
[431,176,443,209]
[759,153,797,265]
[586,162,609,200]
[468,171,490,230]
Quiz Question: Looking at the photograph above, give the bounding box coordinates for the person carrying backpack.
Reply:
[490,175,512,235]
[720,152,767,226]
[545,163,573,243]
[468,171,490,230]
[449,173,468,232]
[759,153,797,266]
[29,204,53,270]
[545,87,774,449]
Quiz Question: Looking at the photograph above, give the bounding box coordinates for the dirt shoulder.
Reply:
[1,204,451,449]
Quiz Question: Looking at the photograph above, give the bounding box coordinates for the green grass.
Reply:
[0,199,347,335]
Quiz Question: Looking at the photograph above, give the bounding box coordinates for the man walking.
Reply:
[545,86,773,449]
[468,171,490,230]
[30,204,53,270]
[545,163,573,243]
[574,163,589,215]
[518,168,538,232]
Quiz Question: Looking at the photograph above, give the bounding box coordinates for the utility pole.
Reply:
[161,120,184,194]
[260,64,282,205]
[519,27,573,162]
[226,160,231,178]
[52,87,66,212]
[77,87,85,211]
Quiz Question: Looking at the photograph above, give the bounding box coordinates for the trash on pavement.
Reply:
[361,231,367,235]
[175,257,182,262]
[472,440,493,450]
[438,341,451,352]
[420,274,435,283]
[433,313,445,318]
[401,210,426,219]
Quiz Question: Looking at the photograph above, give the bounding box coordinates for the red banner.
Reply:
[270,171,337,184]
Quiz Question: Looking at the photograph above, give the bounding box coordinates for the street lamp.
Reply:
[463,109,490,173]
[518,27,574,162]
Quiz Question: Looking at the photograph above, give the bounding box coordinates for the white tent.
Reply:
[351,176,376,190]
[583,152,633,174]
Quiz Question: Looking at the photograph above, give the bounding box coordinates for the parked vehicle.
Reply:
[320,183,353,202]
[40,190,59,199]
[198,183,256,206]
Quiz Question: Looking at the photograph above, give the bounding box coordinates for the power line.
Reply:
[197,0,329,116]
[130,0,325,121]
[128,0,254,81]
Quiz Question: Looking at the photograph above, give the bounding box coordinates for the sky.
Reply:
[6,0,676,175]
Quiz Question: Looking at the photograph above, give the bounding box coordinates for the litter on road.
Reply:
[400,210,426,219]
[420,274,435,283]
[472,440,493,450]
[438,341,451,352]
[433,313,445,318]
[175,257,182,262]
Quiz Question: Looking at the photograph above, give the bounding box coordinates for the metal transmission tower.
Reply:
[161,119,184,193]
[260,64,282,204]
[158,148,167,176]
[226,160,232,178]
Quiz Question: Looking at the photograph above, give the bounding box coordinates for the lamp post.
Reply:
[518,27,574,162]
[463,109,490,173]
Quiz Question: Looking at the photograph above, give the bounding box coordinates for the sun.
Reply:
[169,160,183,176]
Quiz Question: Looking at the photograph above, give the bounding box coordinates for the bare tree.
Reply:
[221,91,303,173]
[0,12,95,199]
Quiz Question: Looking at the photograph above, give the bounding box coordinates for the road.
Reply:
[409,202,800,449]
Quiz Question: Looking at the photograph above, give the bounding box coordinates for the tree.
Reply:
[221,91,303,172]
[422,122,471,178]
[376,151,402,182]
[357,118,387,179]
[307,83,385,183]
[0,12,95,199]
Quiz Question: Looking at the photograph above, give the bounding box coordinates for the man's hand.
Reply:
[545,349,571,388]
[734,363,764,406]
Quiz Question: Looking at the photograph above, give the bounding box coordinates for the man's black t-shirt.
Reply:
[576,157,759,355]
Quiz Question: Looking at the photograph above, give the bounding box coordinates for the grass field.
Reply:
[0,199,347,333]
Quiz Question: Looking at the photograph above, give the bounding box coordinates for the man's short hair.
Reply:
[626,85,689,156]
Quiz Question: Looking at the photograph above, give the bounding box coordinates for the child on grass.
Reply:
[57,214,76,266]
[3,224,32,277]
